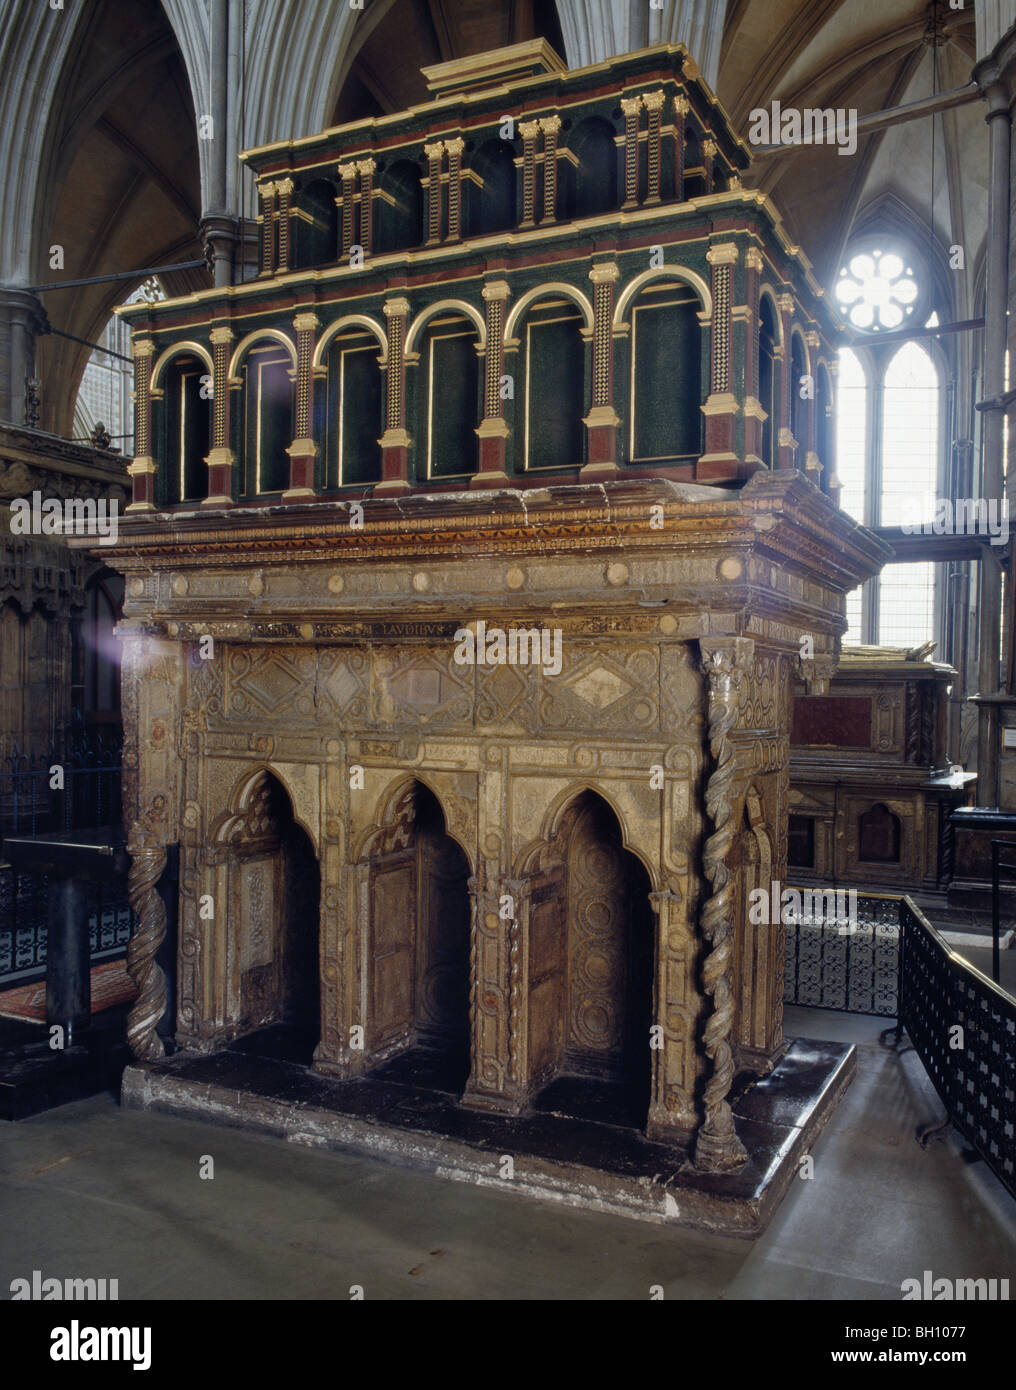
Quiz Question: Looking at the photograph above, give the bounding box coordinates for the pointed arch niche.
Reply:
[525,789,654,1128]
[206,769,321,1059]
[358,779,472,1093]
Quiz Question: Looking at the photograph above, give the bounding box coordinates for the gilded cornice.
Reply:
[236,44,751,170]
[96,475,890,596]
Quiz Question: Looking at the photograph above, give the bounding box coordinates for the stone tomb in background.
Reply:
[108,473,888,1233]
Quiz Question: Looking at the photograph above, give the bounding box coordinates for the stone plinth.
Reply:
[98,469,887,1195]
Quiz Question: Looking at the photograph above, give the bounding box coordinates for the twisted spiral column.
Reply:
[126,840,168,1061]
[694,638,752,1172]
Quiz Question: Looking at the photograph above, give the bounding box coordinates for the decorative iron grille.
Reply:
[0,867,134,985]
[783,892,900,1016]
[0,726,123,838]
[0,725,131,986]
[899,898,1016,1200]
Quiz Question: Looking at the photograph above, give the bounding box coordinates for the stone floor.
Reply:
[0,1005,1013,1300]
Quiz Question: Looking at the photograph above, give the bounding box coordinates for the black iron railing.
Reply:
[0,727,123,838]
[0,870,133,984]
[897,898,1016,1201]
[0,728,132,987]
[783,893,900,1017]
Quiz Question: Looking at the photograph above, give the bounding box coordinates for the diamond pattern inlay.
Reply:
[235,656,303,713]
[566,664,634,709]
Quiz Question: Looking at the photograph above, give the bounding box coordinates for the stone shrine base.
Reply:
[122,1035,854,1237]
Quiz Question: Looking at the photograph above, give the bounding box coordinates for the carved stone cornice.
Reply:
[103,474,891,598]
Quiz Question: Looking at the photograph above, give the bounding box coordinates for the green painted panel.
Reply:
[245,354,292,495]
[525,316,584,470]
[340,345,382,484]
[631,298,700,460]
[427,331,477,477]
[163,364,210,504]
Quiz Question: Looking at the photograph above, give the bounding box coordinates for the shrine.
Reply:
[105,39,888,1232]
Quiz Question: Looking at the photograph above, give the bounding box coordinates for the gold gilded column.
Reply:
[356,158,376,255]
[284,312,319,499]
[519,120,540,228]
[699,241,740,478]
[377,296,411,494]
[257,181,277,275]
[444,138,464,242]
[204,325,235,506]
[424,142,445,244]
[127,337,156,511]
[473,279,511,488]
[275,177,294,273]
[538,116,560,223]
[337,162,357,258]
[621,95,642,208]
[643,91,665,204]
[580,261,621,479]
[742,247,766,468]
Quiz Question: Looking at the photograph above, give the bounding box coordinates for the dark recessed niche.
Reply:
[787,816,815,870]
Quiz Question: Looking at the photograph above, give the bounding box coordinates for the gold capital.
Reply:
[706,242,739,266]
[275,177,294,196]
[539,115,562,135]
[702,138,718,158]
[745,247,764,273]
[444,137,465,157]
[620,96,642,117]
[518,120,541,140]
[355,158,376,176]
[482,280,511,301]
[383,297,411,318]
[293,312,320,333]
[337,162,358,181]
[589,262,620,284]
[673,95,691,117]
[777,292,796,314]
[642,90,666,113]
[132,338,155,359]
[209,327,233,345]
[423,142,445,161]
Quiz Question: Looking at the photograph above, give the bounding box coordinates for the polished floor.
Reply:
[0,1006,1013,1300]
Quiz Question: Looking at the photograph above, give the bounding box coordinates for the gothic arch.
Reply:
[405,299,486,355]
[357,771,474,873]
[312,314,389,369]
[212,762,319,855]
[516,780,659,890]
[503,283,595,342]
[228,328,298,380]
[150,340,214,393]
[0,0,93,283]
[613,265,713,327]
